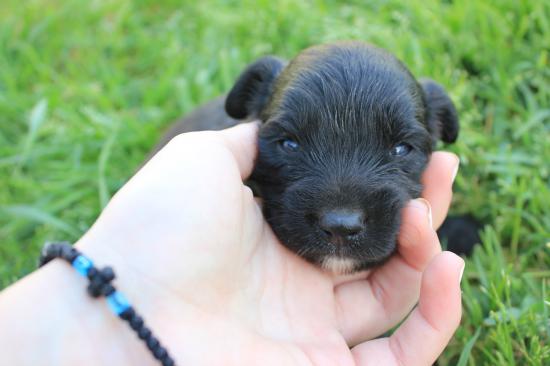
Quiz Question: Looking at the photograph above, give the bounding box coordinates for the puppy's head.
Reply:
[225,42,458,273]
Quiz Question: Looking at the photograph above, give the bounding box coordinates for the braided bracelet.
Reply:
[39,242,176,366]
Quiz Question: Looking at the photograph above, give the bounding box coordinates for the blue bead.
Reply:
[107,292,131,315]
[72,255,93,276]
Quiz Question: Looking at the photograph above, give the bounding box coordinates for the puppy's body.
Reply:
[152,42,461,273]
[150,96,238,155]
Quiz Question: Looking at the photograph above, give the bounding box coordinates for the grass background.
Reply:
[0,0,549,364]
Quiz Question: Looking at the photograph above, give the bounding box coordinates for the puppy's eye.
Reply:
[391,142,413,156]
[279,138,299,152]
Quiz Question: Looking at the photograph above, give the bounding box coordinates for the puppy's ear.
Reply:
[225,56,286,120]
[420,79,459,143]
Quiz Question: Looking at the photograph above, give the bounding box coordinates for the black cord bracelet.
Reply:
[39,241,176,366]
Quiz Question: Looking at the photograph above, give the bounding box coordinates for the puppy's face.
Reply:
[225,42,458,273]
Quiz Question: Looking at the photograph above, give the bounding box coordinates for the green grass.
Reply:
[0,0,549,364]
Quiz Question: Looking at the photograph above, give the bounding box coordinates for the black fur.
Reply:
[154,41,467,273]
[437,215,481,256]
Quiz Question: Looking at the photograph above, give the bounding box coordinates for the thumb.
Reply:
[218,121,259,179]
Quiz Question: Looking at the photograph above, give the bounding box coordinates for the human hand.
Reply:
[31,122,463,365]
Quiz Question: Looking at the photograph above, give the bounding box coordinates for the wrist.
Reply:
[0,256,158,365]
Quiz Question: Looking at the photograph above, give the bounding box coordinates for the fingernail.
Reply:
[452,156,460,183]
[458,261,465,285]
[412,198,433,228]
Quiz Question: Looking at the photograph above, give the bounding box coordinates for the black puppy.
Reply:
[152,41,460,273]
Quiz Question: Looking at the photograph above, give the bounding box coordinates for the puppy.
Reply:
[151,41,460,273]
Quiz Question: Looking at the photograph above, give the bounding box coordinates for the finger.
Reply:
[351,252,464,366]
[219,121,259,179]
[421,151,459,229]
[334,199,440,345]
[398,199,441,271]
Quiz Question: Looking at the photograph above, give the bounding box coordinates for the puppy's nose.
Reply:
[319,209,365,241]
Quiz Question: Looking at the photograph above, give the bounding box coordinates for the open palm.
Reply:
[77,122,463,366]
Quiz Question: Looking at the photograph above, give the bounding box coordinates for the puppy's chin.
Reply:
[321,249,396,275]
[321,256,359,274]
[319,238,398,274]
